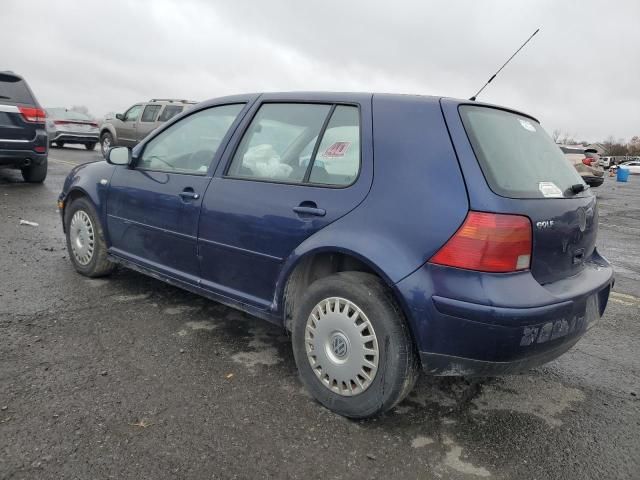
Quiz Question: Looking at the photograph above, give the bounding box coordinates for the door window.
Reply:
[308,106,360,186]
[141,105,161,122]
[123,105,143,122]
[227,103,360,186]
[137,104,244,174]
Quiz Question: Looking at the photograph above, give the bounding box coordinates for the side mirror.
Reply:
[106,146,131,166]
[115,113,124,121]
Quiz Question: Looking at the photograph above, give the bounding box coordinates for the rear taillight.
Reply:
[429,211,532,273]
[18,106,46,123]
[582,157,594,166]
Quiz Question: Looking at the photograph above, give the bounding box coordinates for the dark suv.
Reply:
[59,93,614,418]
[0,71,48,182]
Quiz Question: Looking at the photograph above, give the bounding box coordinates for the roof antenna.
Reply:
[470,28,540,101]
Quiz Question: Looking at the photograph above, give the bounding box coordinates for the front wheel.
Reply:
[291,272,419,418]
[55,141,65,148]
[100,132,113,158]
[64,197,115,277]
[85,142,96,151]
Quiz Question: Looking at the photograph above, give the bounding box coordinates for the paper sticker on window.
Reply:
[538,181,563,198]
[322,142,351,158]
[519,119,536,132]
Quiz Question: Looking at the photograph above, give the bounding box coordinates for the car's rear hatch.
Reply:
[441,100,598,285]
[0,72,41,149]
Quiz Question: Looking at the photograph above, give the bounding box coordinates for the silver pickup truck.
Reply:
[99,99,196,157]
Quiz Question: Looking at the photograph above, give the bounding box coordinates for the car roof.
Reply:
[195,91,535,119]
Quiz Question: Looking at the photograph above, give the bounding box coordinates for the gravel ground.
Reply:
[1,147,639,479]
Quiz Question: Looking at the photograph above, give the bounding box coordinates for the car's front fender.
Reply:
[59,160,117,235]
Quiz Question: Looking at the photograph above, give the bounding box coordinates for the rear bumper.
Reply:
[0,148,47,167]
[50,132,99,144]
[395,250,614,375]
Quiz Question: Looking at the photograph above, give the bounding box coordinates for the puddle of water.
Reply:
[472,376,585,427]
[231,327,282,370]
[442,435,491,478]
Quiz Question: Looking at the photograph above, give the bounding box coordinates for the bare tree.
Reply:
[552,129,561,143]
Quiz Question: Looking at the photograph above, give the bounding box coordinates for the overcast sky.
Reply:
[3,0,638,141]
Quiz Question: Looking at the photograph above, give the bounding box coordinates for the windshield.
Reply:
[460,105,585,199]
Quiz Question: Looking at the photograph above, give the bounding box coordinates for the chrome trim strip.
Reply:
[0,104,20,113]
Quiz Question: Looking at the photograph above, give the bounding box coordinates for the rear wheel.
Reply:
[85,142,96,151]
[21,158,47,183]
[64,197,114,277]
[55,141,65,148]
[100,132,113,158]
[291,272,419,418]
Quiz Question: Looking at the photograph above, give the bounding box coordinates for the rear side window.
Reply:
[158,105,184,122]
[0,73,35,105]
[226,103,361,186]
[309,106,360,185]
[141,105,161,122]
[460,106,584,199]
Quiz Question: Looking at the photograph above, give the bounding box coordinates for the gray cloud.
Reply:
[2,0,638,141]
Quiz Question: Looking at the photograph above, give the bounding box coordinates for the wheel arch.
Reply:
[276,247,419,348]
[99,124,118,144]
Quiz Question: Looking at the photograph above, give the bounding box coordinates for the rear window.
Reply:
[47,108,93,121]
[460,106,584,199]
[0,73,35,105]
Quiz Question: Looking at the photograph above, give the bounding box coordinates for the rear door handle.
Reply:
[179,190,200,200]
[293,206,326,217]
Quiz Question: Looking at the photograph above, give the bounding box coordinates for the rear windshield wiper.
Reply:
[569,183,588,195]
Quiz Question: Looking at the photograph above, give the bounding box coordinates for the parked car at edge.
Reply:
[620,159,640,174]
[59,93,614,418]
[0,71,48,182]
[560,146,605,187]
[99,99,196,157]
[46,108,99,150]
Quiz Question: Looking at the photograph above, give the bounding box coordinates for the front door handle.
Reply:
[179,190,200,200]
[293,204,326,217]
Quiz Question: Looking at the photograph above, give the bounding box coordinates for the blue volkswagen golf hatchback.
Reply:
[59,92,614,418]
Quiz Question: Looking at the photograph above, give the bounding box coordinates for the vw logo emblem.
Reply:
[331,333,349,358]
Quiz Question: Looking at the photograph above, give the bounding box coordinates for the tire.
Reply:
[85,142,96,151]
[100,132,113,158]
[291,271,419,418]
[21,158,47,183]
[64,197,115,277]
[55,141,65,148]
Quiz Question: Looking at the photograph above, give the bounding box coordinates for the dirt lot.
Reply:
[1,147,639,479]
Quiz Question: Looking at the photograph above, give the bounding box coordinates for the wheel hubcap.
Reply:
[305,297,379,397]
[102,137,110,154]
[69,210,95,265]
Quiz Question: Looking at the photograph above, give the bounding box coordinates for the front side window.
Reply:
[227,103,361,186]
[141,105,161,122]
[158,105,184,122]
[123,105,142,122]
[137,104,244,174]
